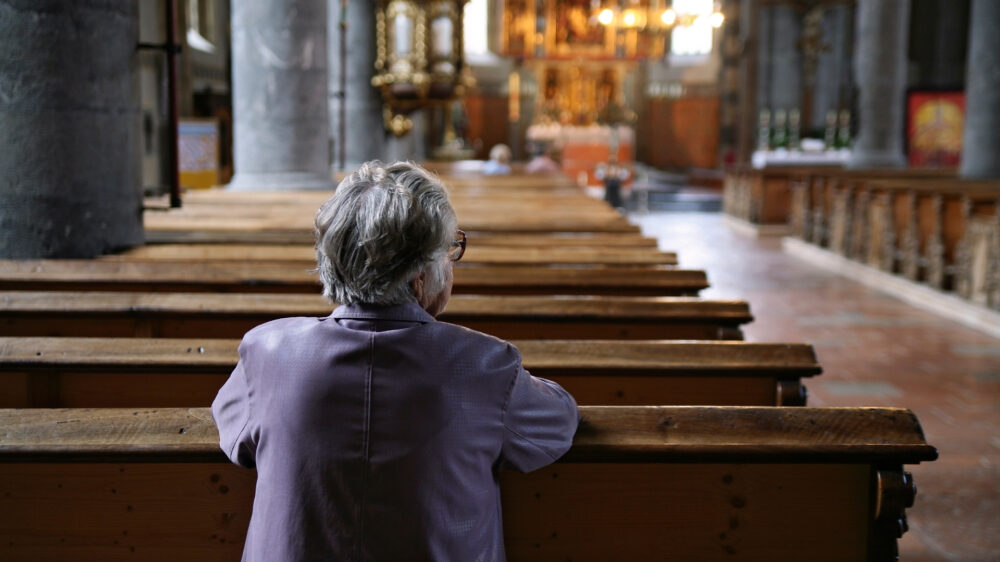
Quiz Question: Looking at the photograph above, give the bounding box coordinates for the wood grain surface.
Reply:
[0,406,937,464]
[0,260,706,296]
[0,291,752,340]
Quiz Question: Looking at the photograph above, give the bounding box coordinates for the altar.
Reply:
[528,123,634,186]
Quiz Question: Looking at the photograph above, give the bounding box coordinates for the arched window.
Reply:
[463,0,489,58]
[187,0,217,53]
[670,0,715,56]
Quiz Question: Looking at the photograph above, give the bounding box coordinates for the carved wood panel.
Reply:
[956,205,1000,310]
[790,180,810,239]
[867,193,896,272]
[829,186,852,255]
[900,192,920,281]
[925,195,945,289]
[848,188,871,261]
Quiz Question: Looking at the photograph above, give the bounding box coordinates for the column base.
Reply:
[846,150,907,169]
[226,171,335,191]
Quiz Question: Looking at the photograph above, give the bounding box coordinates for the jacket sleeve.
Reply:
[211,357,258,469]
[500,363,579,473]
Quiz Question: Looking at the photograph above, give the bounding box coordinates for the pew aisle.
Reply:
[0,172,939,560]
[632,211,999,561]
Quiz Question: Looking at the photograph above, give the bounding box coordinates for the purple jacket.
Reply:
[212,301,579,561]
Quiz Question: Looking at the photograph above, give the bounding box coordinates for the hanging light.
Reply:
[372,0,473,136]
[657,2,724,29]
[597,8,615,25]
[622,9,638,27]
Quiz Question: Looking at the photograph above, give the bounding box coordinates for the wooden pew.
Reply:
[0,337,818,407]
[0,406,937,561]
[109,243,679,267]
[151,193,619,215]
[146,203,640,234]
[144,229,661,248]
[0,260,709,296]
[0,291,752,340]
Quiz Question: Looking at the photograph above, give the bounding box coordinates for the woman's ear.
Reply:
[410,271,426,303]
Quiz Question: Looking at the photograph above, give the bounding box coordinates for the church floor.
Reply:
[630,212,1000,562]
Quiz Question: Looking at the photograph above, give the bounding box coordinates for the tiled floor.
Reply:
[631,212,1000,562]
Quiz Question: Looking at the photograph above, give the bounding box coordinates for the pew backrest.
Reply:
[0,337,818,407]
[0,291,752,340]
[0,406,937,561]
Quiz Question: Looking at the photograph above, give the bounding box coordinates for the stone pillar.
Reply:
[960,0,1000,179]
[847,0,910,169]
[767,6,802,114]
[228,0,335,191]
[0,0,143,258]
[811,5,853,130]
[329,0,385,171]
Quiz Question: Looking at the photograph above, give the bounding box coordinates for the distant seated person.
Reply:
[482,143,512,175]
[595,158,631,210]
[212,160,579,561]
[525,145,562,174]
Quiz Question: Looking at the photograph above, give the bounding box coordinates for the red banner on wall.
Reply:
[907,91,965,167]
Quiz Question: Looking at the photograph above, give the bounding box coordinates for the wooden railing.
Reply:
[788,173,1000,309]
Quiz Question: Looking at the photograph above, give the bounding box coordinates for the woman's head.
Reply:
[315,161,457,312]
[489,144,511,164]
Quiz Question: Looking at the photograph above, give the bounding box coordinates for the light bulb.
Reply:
[623,10,637,27]
[710,11,725,28]
[661,8,676,26]
[598,9,614,25]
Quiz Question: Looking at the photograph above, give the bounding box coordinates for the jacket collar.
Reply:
[330,300,435,324]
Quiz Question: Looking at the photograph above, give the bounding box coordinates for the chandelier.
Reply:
[595,0,724,32]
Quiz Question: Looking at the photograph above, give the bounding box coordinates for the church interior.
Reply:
[0,0,998,560]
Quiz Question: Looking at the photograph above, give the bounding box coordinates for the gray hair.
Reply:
[315,160,457,305]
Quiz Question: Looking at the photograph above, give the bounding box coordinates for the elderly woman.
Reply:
[212,160,579,561]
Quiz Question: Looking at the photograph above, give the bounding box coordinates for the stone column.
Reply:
[960,0,1000,179]
[329,0,385,171]
[228,0,335,191]
[847,0,909,169]
[0,0,143,258]
[811,5,853,130]
[767,6,802,115]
